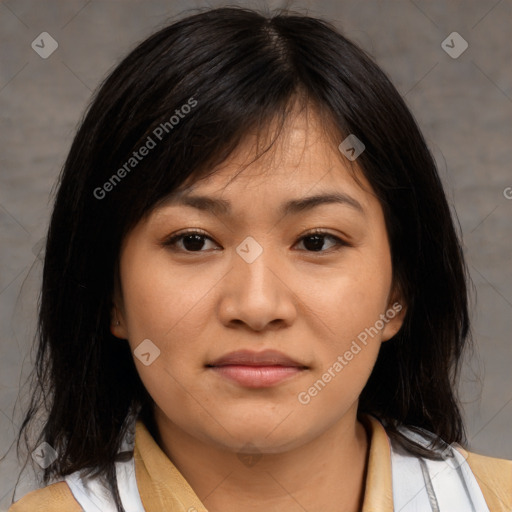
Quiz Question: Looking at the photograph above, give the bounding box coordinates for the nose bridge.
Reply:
[233,235,279,301]
[218,234,295,329]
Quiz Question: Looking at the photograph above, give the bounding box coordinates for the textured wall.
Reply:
[1,0,511,509]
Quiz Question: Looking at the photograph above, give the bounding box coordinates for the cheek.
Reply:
[120,247,213,344]
[118,247,220,409]
[299,249,392,342]
[293,238,392,404]
[294,265,388,418]
[119,252,210,420]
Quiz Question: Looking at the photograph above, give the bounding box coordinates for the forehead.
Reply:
[165,108,374,208]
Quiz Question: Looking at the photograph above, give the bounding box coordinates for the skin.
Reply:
[112,106,406,512]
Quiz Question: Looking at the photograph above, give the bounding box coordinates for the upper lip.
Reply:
[207,349,307,368]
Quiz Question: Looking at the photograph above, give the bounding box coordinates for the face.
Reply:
[112,108,406,454]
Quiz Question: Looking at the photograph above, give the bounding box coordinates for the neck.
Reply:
[153,407,370,512]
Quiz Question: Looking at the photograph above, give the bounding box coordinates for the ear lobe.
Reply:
[381,300,407,342]
[110,306,128,340]
[110,271,128,339]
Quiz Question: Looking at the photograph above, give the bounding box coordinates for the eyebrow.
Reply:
[164,190,365,218]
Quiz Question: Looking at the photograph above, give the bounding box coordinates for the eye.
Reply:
[162,229,219,252]
[294,229,348,253]
[162,229,348,254]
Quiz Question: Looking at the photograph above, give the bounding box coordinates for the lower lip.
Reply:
[210,365,304,388]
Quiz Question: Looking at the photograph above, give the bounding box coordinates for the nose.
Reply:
[217,241,297,332]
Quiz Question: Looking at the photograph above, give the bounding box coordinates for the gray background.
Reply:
[1,0,511,509]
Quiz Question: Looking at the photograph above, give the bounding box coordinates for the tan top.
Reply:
[9,414,512,511]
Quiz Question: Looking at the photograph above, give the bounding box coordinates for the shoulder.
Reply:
[465,449,512,512]
[377,417,512,512]
[8,481,82,512]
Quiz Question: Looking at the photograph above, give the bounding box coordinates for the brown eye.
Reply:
[163,230,219,252]
[162,229,348,254]
[295,231,348,253]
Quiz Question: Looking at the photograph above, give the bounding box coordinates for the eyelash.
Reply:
[162,228,349,254]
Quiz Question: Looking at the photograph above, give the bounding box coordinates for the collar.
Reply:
[133,413,394,511]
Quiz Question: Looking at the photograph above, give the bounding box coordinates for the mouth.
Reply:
[206,349,309,388]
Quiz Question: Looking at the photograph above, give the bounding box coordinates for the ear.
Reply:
[381,283,407,342]
[110,303,129,340]
[110,270,129,340]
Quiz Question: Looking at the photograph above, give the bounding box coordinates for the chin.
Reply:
[213,415,310,452]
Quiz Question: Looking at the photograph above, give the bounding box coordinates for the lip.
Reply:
[206,349,308,388]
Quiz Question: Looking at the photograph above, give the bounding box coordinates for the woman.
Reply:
[9,6,511,511]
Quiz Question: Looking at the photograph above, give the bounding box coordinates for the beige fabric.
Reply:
[465,450,512,512]
[134,420,208,512]
[9,414,512,511]
[360,415,394,511]
[360,416,512,511]
[8,481,82,511]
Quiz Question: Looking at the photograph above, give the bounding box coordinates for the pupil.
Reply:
[183,234,205,251]
[304,235,324,252]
